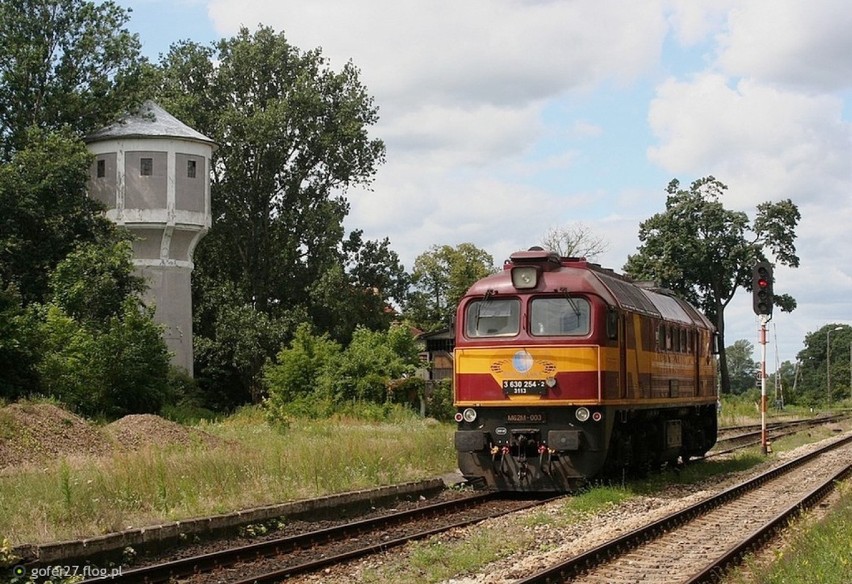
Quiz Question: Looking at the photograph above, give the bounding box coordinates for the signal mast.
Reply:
[752,262,774,455]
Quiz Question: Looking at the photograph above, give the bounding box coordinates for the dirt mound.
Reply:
[0,404,226,471]
[0,402,113,469]
[104,414,224,451]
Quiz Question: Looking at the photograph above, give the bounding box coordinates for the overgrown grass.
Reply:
[0,405,456,546]
[717,393,818,428]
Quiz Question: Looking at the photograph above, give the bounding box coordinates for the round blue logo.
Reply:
[512,350,534,373]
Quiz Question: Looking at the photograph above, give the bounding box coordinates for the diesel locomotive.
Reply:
[453,248,718,491]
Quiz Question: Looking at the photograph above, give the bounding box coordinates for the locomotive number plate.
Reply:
[502,379,547,395]
[506,413,546,424]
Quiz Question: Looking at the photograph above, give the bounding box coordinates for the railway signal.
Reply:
[752,262,773,317]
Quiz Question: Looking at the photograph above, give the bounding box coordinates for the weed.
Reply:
[0,536,19,568]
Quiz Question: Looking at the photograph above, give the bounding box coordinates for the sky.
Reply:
[116,0,852,369]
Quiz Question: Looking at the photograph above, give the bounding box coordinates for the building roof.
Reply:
[85,100,214,145]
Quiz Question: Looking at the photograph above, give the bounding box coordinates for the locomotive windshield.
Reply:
[530,297,591,336]
[465,298,520,337]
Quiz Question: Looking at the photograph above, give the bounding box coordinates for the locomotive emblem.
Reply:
[489,351,556,379]
[512,350,534,373]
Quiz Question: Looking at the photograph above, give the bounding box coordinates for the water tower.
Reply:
[85,101,215,375]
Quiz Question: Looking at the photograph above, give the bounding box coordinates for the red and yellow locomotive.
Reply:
[453,248,718,491]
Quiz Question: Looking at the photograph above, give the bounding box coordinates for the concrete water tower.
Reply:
[85,101,215,375]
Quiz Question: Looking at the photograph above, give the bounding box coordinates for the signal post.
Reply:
[752,262,774,455]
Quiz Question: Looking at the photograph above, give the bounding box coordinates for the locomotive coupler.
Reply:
[516,434,529,480]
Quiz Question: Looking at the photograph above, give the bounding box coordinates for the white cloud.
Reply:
[715,0,852,91]
[647,74,852,207]
[207,0,668,109]
[665,0,738,46]
[380,102,545,168]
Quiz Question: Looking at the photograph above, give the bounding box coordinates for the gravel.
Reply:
[0,403,221,471]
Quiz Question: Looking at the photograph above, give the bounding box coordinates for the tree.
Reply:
[0,285,38,399]
[155,27,385,314]
[263,322,342,406]
[406,243,495,331]
[540,223,609,260]
[0,129,114,306]
[32,240,171,416]
[325,325,420,403]
[725,339,758,394]
[154,27,387,403]
[624,177,800,394]
[795,324,851,405]
[0,0,149,159]
[309,230,409,344]
[191,278,292,408]
[263,322,421,422]
[48,237,145,327]
[772,360,798,406]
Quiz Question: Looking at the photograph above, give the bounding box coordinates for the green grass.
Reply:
[0,406,456,546]
[717,394,820,428]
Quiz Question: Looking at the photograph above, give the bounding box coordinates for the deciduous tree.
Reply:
[795,324,850,405]
[0,129,113,306]
[725,339,758,394]
[154,27,387,404]
[33,240,170,416]
[407,243,495,331]
[540,223,609,260]
[624,177,800,393]
[0,0,148,159]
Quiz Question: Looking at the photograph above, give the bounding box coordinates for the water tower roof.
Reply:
[85,100,214,145]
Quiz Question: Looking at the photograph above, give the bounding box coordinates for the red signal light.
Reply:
[752,262,774,316]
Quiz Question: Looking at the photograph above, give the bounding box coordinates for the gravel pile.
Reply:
[0,403,113,470]
[0,403,222,471]
[104,414,224,451]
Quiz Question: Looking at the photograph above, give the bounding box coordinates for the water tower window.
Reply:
[141,157,153,176]
[187,159,197,178]
[96,159,105,178]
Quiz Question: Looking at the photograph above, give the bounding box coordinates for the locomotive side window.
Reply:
[465,298,520,337]
[530,297,590,336]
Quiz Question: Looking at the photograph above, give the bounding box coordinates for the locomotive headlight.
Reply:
[511,266,538,289]
[575,407,590,422]
[462,408,478,423]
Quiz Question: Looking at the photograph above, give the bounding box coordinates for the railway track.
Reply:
[514,433,852,584]
[710,414,846,456]
[80,491,559,583]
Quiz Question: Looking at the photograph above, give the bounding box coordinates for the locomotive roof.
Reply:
[465,252,713,329]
